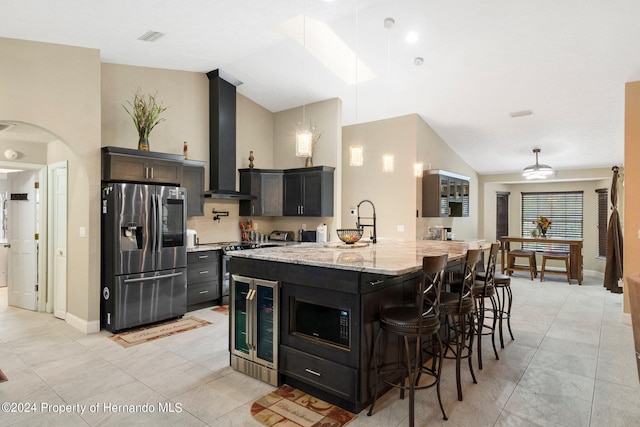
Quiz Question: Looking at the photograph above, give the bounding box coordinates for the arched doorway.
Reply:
[0,120,68,318]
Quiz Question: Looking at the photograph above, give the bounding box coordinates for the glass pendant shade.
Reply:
[349,145,364,166]
[522,148,553,179]
[295,130,313,157]
[414,163,424,177]
[382,154,394,173]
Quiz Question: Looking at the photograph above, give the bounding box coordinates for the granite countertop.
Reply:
[187,244,224,252]
[229,239,491,275]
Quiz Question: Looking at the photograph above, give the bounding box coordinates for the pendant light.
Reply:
[295,4,313,159]
[349,0,363,166]
[413,57,424,177]
[522,148,553,179]
[382,17,394,173]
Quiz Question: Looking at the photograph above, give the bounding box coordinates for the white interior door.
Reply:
[7,170,38,311]
[52,165,67,319]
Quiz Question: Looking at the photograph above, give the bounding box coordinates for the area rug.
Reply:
[211,305,229,315]
[109,316,211,348]
[251,384,356,427]
[0,369,7,383]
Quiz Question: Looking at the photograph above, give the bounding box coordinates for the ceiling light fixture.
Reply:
[522,148,553,179]
[295,9,313,160]
[383,17,394,173]
[349,0,364,167]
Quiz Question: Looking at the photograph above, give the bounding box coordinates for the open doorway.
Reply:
[0,121,68,317]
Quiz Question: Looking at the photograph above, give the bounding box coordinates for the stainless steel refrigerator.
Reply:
[101,182,187,332]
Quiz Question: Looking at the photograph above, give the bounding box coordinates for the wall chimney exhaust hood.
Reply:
[204,69,253,200]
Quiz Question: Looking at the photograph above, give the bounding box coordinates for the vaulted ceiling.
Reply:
[2,0,638,175]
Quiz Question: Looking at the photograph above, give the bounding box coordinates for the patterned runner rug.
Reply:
[251,384,356,427]
[109,316,211,348]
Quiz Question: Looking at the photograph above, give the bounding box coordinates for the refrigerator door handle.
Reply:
[123,272,184,283]
[155,193,162,255]
[150,191,157,256]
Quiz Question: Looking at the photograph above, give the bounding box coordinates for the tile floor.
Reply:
[0,272,638,426]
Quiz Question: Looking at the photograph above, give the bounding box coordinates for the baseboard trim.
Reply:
[66,312,101,334]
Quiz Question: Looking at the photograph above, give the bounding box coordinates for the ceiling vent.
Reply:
[137,31,165,42]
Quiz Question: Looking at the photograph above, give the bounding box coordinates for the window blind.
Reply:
[521,191,583,252]
[596,188,608,258]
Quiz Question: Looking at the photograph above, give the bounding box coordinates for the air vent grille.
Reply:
[138,31,165,42]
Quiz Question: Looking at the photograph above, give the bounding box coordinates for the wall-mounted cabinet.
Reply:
[183,160,205,217]
[102,146,183,185]
[283,166,334,217]
[238,169,283,217]
[422,170,470,217]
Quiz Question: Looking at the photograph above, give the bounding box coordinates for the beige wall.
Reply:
[0,37,101,331]
[342,114,419,240]
[624,81,640,314]
[342,114,479,241]
[415,116,479,241]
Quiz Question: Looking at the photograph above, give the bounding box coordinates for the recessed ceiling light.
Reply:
[137,31,165,42]
[509,110,533,118]
[384,17,395,29]
[406,31,419,43]
[414,57,424,66]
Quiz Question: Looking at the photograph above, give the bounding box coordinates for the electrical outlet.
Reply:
[349,208,356,216]
[397,224,405,232]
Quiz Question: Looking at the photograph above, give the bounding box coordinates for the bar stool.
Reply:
[367,254,449,425]
[494,272,514,348]
[506,249,537,280]
[540,252,571,284]
[471,243,500,370]
[440,248,482,401]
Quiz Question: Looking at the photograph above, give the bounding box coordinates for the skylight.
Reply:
[271,15,376,85]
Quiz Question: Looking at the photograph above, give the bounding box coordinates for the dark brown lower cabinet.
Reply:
[229,256,452,413]
[187,250,220,309]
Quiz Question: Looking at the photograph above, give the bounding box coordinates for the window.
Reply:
[596,188,608,258]
[521,191,583,252]
[496,192,510,241]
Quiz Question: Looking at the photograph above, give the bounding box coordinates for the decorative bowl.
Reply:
[336,228,363,244]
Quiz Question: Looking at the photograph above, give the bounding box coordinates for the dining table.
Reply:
[500,236,583,285]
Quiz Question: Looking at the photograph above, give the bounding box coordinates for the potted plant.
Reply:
[122,89,168,151]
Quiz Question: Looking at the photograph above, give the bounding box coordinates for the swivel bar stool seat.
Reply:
[368,253,449,425]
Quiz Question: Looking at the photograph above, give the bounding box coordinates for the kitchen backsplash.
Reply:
[187,199,334,243]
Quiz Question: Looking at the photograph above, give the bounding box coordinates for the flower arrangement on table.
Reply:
[532,215,552,237]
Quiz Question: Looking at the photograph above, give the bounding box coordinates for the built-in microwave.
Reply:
[293,299,350,349]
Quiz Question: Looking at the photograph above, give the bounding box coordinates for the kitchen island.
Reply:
[228,240,489,412]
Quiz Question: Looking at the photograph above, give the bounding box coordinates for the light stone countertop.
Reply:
[187,244,224,252]
[228,239,491,276]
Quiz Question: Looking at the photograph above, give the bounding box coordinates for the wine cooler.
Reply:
[230,274,280,386]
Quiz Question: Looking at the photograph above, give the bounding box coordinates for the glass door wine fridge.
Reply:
[230,274,279,386]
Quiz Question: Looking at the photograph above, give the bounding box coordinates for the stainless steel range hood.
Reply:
[204,69,252,200]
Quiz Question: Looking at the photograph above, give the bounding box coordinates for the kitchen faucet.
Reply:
[356,199,377,244]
